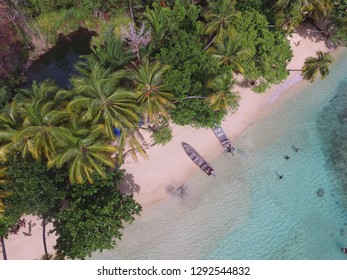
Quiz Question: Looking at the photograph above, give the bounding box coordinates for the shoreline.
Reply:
[2,26,345,260]
[125,29,343,211]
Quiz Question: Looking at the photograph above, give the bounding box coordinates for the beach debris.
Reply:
[317,188,325,197]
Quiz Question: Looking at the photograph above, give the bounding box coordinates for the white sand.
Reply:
[124,25,333,209]
[1,25,339,260]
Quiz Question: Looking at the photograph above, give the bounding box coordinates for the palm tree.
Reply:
[128,58,175,122]
[143,3,173,49]
[87,36,136,71]
[206,72,240,112]
[0,101,22,148]
[13,81,69,161]
[204,0,241,48]
[302,51,333,82]
[0,86,11,109]
[115,127,148,164]
[0,81,69,161]
[274,5,304,32]
[272,0,333,32]
[49,120,117,184]
[207,32,251,74]
[69,65,140,140]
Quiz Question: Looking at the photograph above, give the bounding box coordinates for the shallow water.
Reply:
[92,49,347,260]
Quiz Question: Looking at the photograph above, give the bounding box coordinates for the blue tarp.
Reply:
[113,127,122,137]
[139,117,144,126]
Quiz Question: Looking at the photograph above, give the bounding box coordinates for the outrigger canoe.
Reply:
[212,126,235,155]
[182,142,216,177]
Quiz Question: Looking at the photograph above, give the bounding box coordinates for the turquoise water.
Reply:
[92,49,347,260]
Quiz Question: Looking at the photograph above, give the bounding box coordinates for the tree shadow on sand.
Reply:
[294,23,337,49]
[119,173,141,195]
[237,78,253,89]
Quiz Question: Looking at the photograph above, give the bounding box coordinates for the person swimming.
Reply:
[284,155,290,160]
[292,145,300,152]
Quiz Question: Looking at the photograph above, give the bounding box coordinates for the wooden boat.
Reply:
[212,126,235,155]
[182,142,216,177]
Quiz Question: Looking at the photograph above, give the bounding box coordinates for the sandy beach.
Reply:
[122,25,335,209]
[1,25,341,260]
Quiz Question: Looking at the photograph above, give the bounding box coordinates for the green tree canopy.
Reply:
[1,154,68,258]
[53,170,142,259]
[170,98,226,128]
[329,0,347,45]
[159,31,218,99]
[235,10,293,86]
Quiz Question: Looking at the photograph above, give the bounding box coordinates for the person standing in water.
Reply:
[292,145,300,152]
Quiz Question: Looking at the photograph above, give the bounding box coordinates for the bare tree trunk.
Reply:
[128,0,135,24]
[0,64,11,79]
[1,235,7,260]
[42,217,48,259]
[203,34,217,51]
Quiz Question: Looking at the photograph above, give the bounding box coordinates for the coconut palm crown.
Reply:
[49,120,117,184]
[0,81,69,161]
[128,57,175,122]
[302,51,333,82]
[206,72,240,112]
[69,65,140,140]
[143,3,173,49]
[88,36,136,71]
[207,32,251,74]
[204,0,241,39]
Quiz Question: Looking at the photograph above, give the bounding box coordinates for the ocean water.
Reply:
[92,49,347,260]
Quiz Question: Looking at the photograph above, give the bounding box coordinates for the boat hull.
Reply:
[212,126,235,154]
[182,142,216,176]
